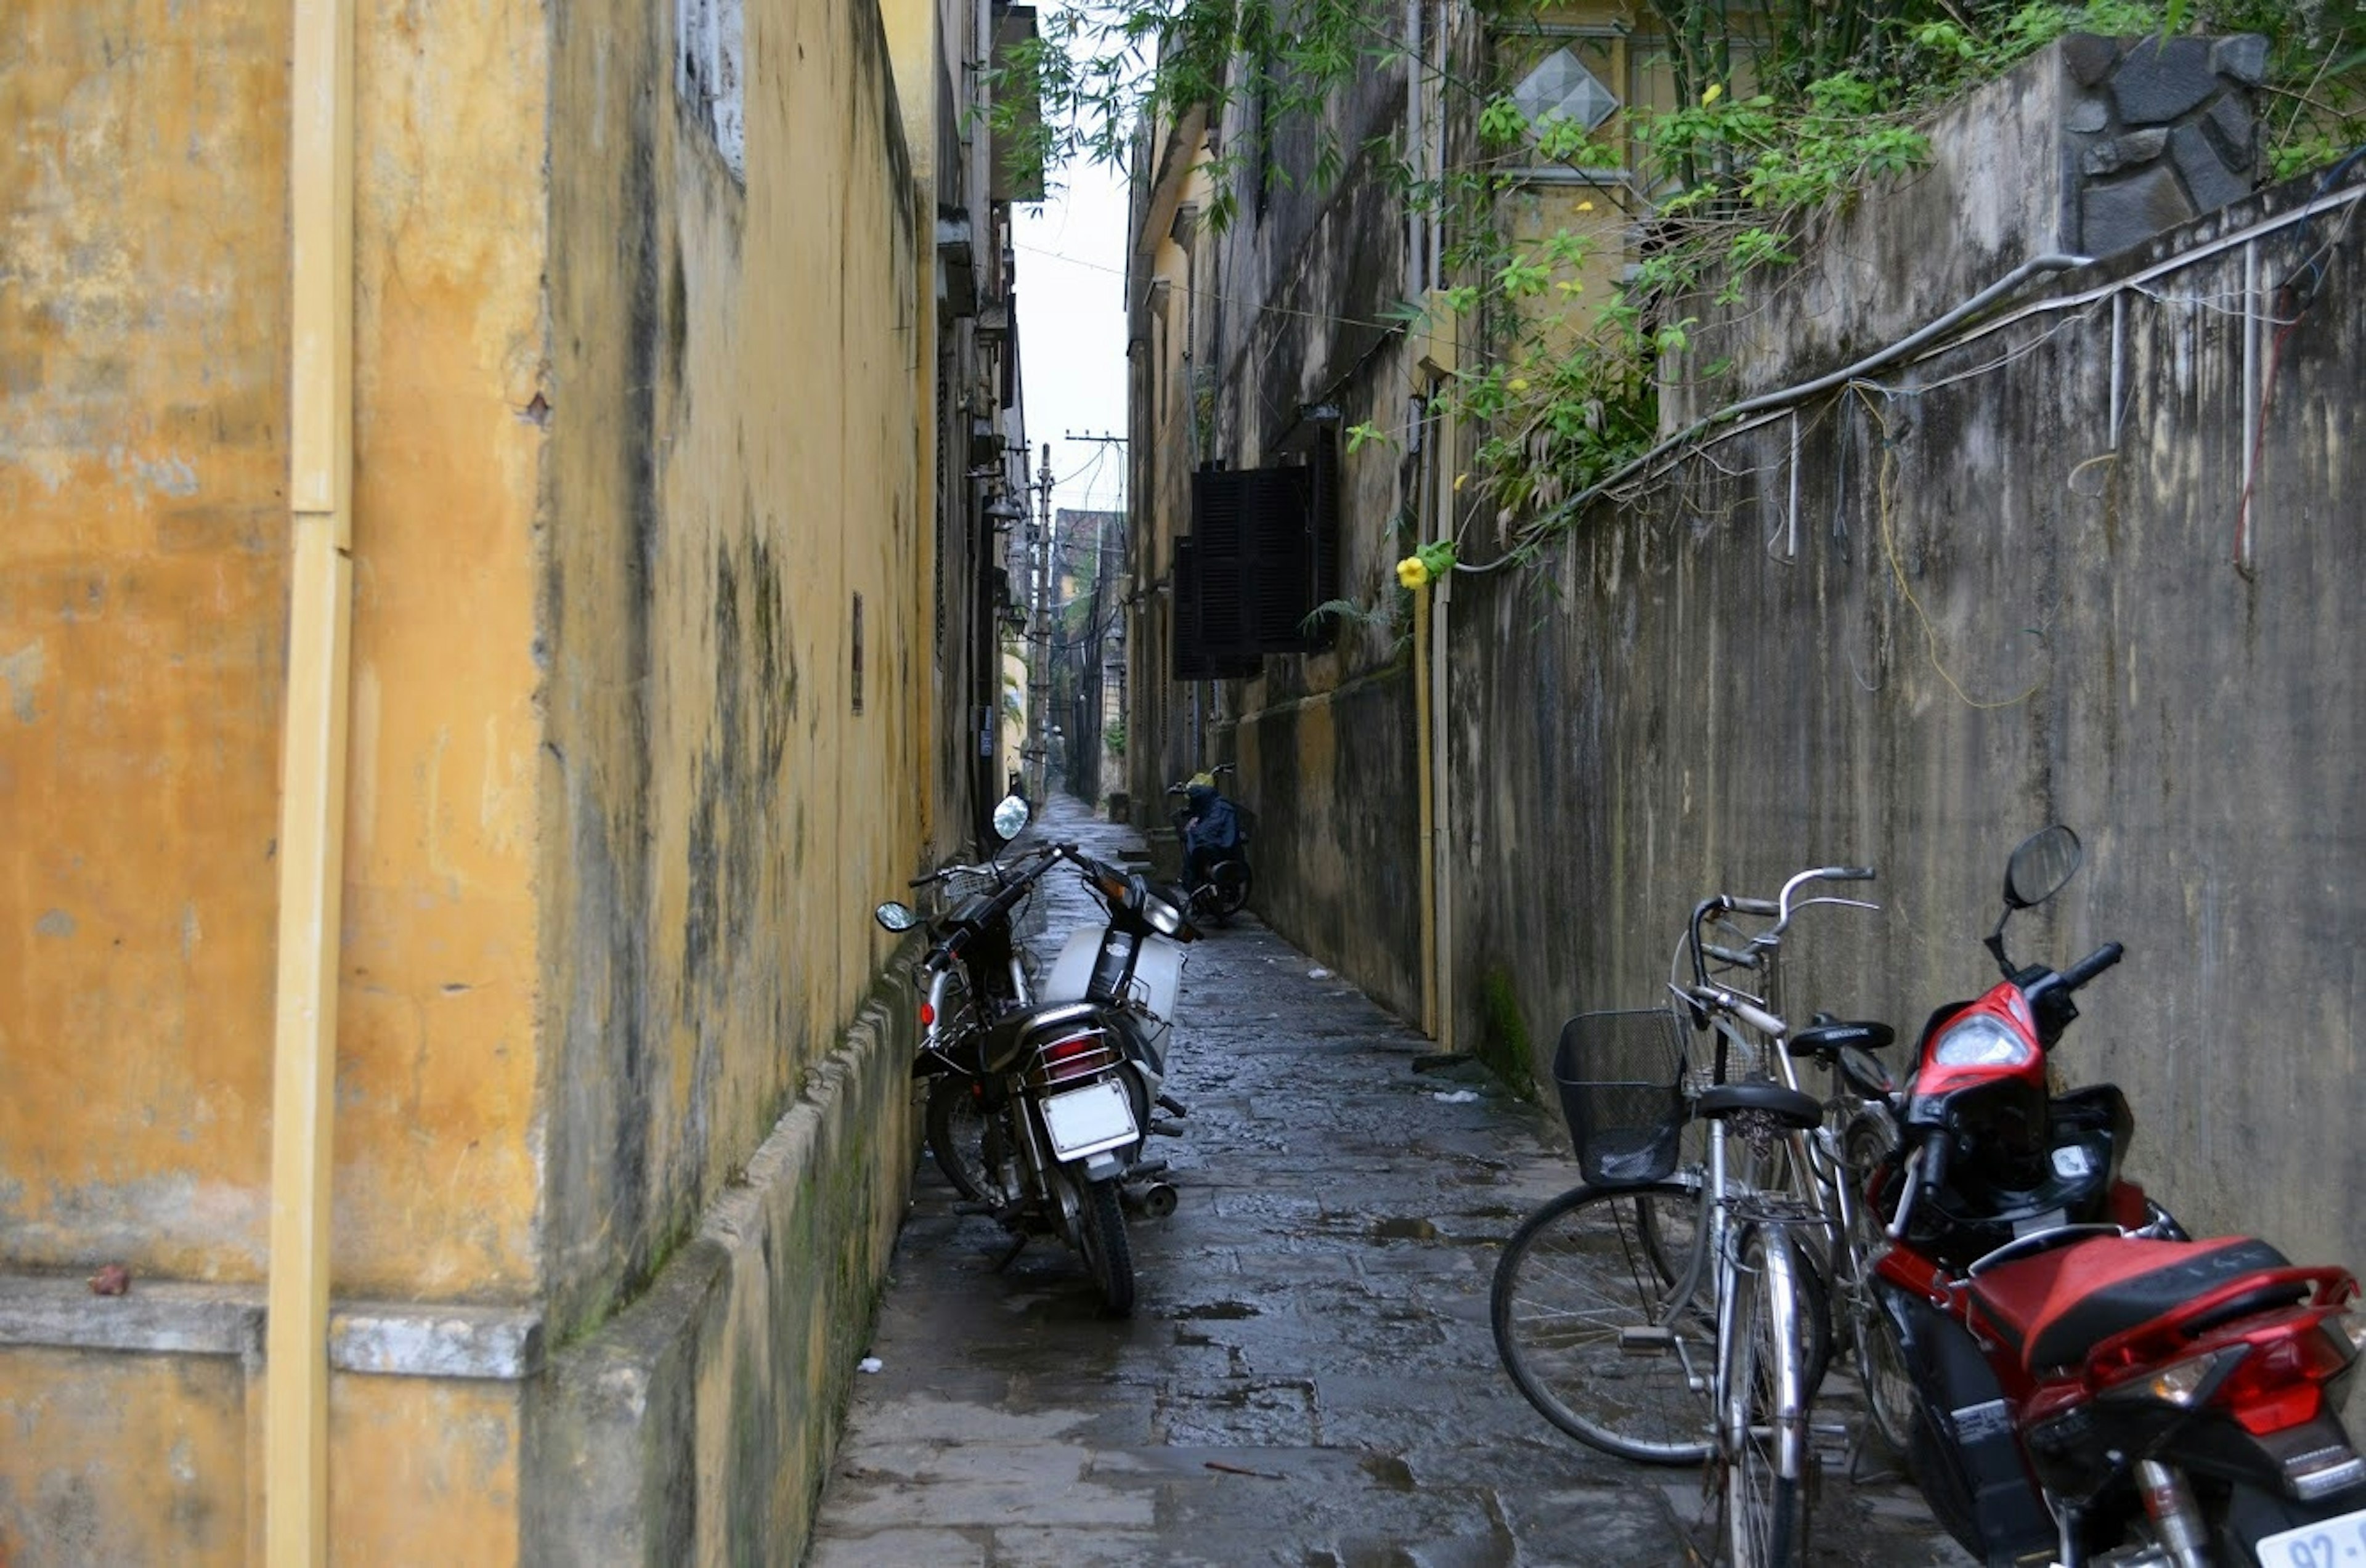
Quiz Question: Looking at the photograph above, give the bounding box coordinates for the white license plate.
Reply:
[1041,1079,1137,1160]
[2255,1505,2366,1568]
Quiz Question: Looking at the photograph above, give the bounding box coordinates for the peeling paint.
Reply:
[0,641,47,723]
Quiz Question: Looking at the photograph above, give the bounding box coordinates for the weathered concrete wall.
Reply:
[522,989,915,1567]
[1669,34,2267,426]
[1449,158,2366,1276]
[1184,39,1430,1011]
[1,0,941,1559]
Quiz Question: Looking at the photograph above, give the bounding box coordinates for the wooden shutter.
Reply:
[1170,536,1259,681]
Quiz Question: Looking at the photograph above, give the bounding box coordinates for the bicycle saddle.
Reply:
[1787,1019,1895,1058]
[1696,1081,1823,1130]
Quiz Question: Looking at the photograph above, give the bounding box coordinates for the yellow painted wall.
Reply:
[327,1378,520,1567]
[539,0,927,1343]
[1,0,293,1282]
[4,0,940,1556]
[0,1350,250,1566]
[0,0,545,1298]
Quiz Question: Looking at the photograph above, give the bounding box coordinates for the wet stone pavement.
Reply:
[806,794,1964,1567]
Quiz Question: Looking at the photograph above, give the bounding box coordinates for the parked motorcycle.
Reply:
[875,795,1197,1315]
[1166,763,1251,925]
[1860,825,2366,1567]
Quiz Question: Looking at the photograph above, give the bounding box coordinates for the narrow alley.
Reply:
[805,795,1958,1567]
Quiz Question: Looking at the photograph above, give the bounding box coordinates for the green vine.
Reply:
[999,0,2364,567]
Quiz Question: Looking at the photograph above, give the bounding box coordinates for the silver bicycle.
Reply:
[1492,866,1888,1567]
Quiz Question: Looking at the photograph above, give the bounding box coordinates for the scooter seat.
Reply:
[1969,1235,2298,1373]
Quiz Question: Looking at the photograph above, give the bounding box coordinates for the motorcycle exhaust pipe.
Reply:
[2135,1461,2209,1568]
[1136,1182,1179,1219]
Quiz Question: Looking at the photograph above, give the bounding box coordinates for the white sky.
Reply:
[1015,158,1133,520]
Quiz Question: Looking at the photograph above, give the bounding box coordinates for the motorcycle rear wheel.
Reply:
[1079,1179,1136,1316]
[1206,861,1251,923]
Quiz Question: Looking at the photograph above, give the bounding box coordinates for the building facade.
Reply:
[0,0,1033,1560]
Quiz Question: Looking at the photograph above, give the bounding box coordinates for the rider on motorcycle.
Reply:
[1179,773,1240,895]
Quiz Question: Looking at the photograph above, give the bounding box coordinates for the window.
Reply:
[1169,429,1342,679]
[1513,47,1620,134]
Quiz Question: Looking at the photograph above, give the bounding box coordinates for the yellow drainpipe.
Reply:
[267,0,354,1558]
[1431,567,1455,1055]
[1413,291,1460,1049]
[1413,585,1437,1036]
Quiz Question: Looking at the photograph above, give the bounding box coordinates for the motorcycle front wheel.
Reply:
[924,1076,1002,1206]
[1078,1179,1136,1317]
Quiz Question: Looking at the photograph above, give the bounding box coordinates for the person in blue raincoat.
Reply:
[1181,773,1240,892]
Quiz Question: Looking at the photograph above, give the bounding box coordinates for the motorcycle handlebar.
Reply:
[2060,941,2124,992]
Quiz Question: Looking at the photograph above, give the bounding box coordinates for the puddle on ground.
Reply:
[1370,1216,1439,1242]
[1357,1452,1416,1492]
[1170,1299,1262,1321]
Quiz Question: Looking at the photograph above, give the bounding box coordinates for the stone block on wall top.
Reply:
[2171,123,2251,214]
[2112,35,2221,124]
[2084,128,2170,176]
[2084,163,2198,257]
[2062,32,2123,87]
[2213,33,2270,86]
[2203,94,2258,168]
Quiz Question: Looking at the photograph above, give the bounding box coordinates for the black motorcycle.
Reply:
[875,796,1196,1314]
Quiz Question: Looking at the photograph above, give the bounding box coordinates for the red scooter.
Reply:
[1864,826,2366,1567]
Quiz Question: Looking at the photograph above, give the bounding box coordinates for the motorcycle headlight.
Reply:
[1140,891,1184,936]
[1931,1013,2037,1068]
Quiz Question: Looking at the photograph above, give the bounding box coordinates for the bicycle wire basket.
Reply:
[1553,1007,1690,1188]
[939,867,1002,904]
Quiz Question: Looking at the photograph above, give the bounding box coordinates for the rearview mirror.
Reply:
[2004,825,2082,911]
[990,795,1030,842]
[874,901,919,933]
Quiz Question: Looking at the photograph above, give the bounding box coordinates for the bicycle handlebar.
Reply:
[1678,982,1788,1042]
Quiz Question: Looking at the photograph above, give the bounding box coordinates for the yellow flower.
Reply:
[1578,200,1595,213]
[1702,83,1723,105]
[1508,377,1529,392]
[1452,471,1469,492]
[1397,555,1431,590]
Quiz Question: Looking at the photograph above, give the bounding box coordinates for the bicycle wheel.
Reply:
[1492,1183,1714,1464]
[1723,1224,1813,1568]
[1841,1119,1917,1453]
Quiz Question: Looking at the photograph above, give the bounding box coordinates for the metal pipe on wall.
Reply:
[1406,0,1424,300]
[267,0,355,1558]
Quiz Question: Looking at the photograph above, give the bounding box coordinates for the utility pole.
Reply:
[1030,442,1052,805]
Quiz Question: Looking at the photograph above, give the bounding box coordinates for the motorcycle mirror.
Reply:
[990,795,1030,843]
[2003,825,2083,910]
[1837,1045,1895,1101]
[874,901,920,933]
